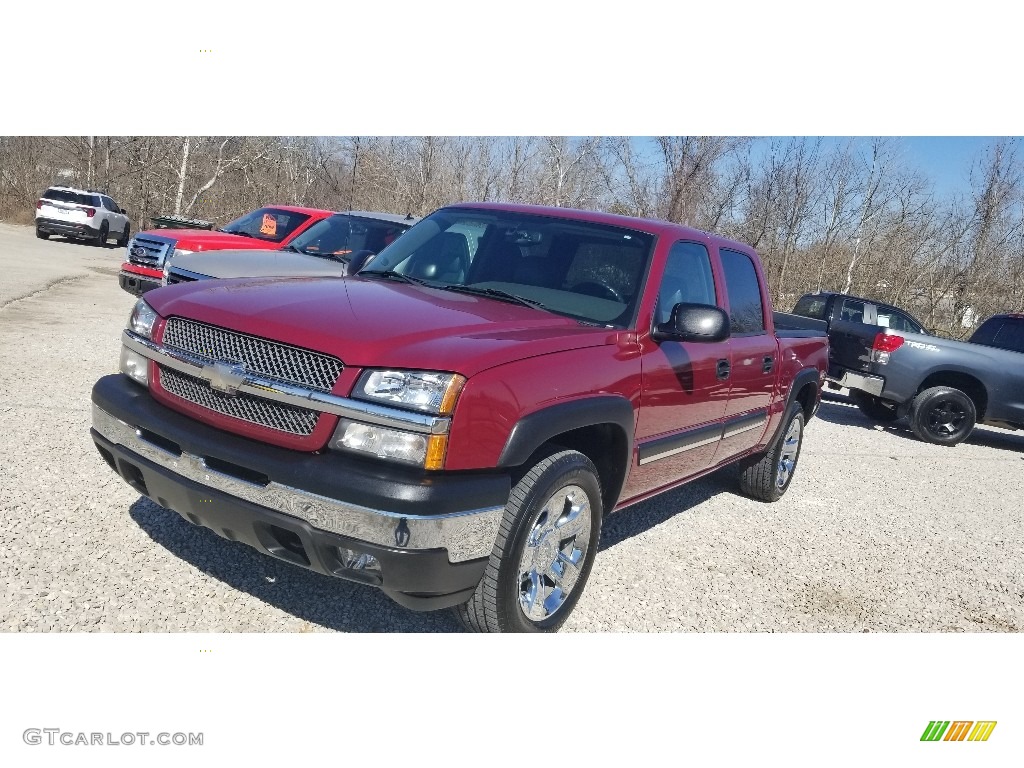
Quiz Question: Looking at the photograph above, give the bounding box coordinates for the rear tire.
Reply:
[738,402,805,502]
[850,390,900,423]
[36,228,49,240]
[909,386,976,446]
[95,222,109,246]
[454,449,603,633]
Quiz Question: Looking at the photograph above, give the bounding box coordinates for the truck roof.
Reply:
[444,202,758,255]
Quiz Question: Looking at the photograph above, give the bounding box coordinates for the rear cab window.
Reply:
[793,294,827,320]
[971,317,1024,353]
[719,248,766,335]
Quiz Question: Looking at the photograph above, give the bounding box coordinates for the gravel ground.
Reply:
[1,223,1022,632]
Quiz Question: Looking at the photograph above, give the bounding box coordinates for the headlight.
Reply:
[329,419,448,469]
[127,299,158,339]
[353,370,465,415]
[164,249,193,285]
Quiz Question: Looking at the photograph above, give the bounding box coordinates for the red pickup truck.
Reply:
[118,205,335,296]
[91,203,828,632]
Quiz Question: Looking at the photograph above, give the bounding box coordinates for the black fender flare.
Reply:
[786,367,821,419]
[762,367,820,452]
[497,396,635,469]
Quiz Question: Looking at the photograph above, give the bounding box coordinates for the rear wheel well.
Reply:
[794,381,818,420]
[512,424,628,516]
[917,372,987,419]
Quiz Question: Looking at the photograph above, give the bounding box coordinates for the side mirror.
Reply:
[652,303,730,343]
[345,249,376,275]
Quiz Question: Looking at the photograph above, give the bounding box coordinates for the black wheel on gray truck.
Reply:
[36,228,49,240]
[850,390,900,423]
[455,449,603,633]
[909,386,976,446]
[738,401,805,502]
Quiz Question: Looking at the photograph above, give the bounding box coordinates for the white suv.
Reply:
[35,186,131,246]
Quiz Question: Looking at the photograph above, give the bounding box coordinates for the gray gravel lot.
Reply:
[1,223,1022,632]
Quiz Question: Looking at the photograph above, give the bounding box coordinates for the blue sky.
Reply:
[635,136,1002,202]
[900,136,991,199]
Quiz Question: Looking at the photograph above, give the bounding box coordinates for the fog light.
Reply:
[330,419,428,465]
[120,347,149,386]
[336,548,380,573]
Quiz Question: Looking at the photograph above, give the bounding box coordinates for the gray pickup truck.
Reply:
[815,311,1024,445]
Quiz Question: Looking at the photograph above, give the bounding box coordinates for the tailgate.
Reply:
[827,319,879,375]
[40,201,88,221]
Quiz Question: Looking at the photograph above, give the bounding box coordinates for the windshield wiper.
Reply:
[224,230,254,239]
[281,244,305,254]
[361,270,435,287]
[437,285,550,311]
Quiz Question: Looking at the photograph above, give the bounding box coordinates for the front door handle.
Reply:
[716,358,731,380]
[763,355,774,374]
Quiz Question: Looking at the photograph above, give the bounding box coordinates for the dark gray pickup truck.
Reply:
[812,311,1024,445]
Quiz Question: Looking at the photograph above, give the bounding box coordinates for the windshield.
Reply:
[219,207,311,243]
[360,208,656,327]
[287,214,411,258]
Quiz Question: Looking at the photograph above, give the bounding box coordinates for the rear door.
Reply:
[716,248,775,456]
[633,240,730,495]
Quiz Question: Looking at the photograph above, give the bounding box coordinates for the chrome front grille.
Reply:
[162,318,343,392]
[166,270,198,285]
[127,235,173,268]
[159,368,320,436]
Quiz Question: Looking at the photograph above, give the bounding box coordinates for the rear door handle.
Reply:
[763,355,774,374]
[716,359,731,380]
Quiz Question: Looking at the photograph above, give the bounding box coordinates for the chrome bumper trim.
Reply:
[92,404,502,562]
[837,370,885,397]
[123,331,450,435]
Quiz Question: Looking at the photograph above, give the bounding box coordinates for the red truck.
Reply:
[91,203,828,632]
[118,205,335,296]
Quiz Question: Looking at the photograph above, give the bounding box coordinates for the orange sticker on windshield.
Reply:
[260,214,277,236]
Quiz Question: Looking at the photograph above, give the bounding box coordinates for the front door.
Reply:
[629,240,731,498]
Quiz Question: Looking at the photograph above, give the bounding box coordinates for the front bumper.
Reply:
[36,217,99,238]
[90,374,510,610]
[119,270,161,296]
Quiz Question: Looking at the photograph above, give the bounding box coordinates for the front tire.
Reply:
[738,402,805,502]
[116,224,130,247]
[455,449,603,633]
[850,390,900,423]
[909,386,976,446]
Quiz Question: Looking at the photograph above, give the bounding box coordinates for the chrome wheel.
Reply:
[516,484,592,622]
[776,416,802,489]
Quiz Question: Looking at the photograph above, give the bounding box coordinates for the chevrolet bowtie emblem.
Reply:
[202,362,247,396]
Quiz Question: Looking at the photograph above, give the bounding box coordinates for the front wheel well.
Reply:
[916,372,988,420]
[512,424,629,516]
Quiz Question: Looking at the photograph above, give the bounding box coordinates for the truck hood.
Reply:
[139,229,282,251]
[146,276,619,377]
[172,249,347,279]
